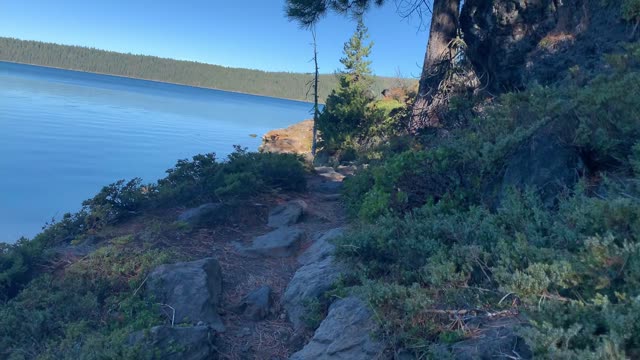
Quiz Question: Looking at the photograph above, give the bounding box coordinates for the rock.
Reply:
[178,203,223,226]
[268,200,306,228]
[298,228,344,266]
[315,166,345,182]
[259,119,313,155]
[290,297,385,360]
[499,129,583,207]
[147,258,224,330]
[128,325,218,360]
[283,256,343,329]
[240,227,305,258]
[235,285,272,320]
[442,318,532,359]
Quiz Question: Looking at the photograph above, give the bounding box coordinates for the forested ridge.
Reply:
[0,37,403,102]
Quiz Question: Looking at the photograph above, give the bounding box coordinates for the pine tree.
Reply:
[317,18,375,153]
[338,19,373,88]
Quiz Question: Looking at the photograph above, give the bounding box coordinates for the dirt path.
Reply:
[196,167,350,359]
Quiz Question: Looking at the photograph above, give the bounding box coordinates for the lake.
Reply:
[0,61,313,242]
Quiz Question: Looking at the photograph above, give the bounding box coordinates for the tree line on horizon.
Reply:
[0,37,408,102]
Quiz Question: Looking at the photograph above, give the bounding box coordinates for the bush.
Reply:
[157,147,307,205]
[336,184,640,356]
[335,44,640,356]
[0,246,172,359]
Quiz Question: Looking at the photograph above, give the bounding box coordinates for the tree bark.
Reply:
[311,28,319,156]
[410,0,461,131]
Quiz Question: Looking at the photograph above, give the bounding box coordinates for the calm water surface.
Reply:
[0,62,312,242]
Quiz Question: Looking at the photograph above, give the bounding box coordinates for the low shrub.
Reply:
[336,184,640,356]
[335,44,640,356]
[0,246,172,359]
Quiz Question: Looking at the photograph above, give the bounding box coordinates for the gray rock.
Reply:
[298,228,344,266]
[178,203,223,226]
[129,325,217,360]
[147,258,224,330]
[268,200,306,228]
[283,256,343,329]
[315,167,345,182]
[241,227,305,258]
[499,129,583,207]
[235,286,272,320]
[290,297,385,360]
[440,318,532,359]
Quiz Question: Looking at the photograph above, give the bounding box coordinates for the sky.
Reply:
[0,0,430,78]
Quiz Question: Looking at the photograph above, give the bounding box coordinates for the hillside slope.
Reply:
[0,37,407,102]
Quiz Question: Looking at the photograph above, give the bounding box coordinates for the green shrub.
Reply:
[82,178,154,227]
[0,246,171,359]
[158,147,307,204]
[337,182,640,356]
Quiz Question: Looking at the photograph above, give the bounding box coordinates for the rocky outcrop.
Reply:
[297,227,344,266]
[283,256,343,330]
[289,297,385,360]
[259,119,313,155]
[147,258,224,330]
[129,325,218,360]
[268,200,306,228]
[283,227,346,329]
[234,285,272,321]
[237,227,305,258]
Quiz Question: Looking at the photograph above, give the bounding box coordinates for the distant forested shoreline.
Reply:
[0,37,407,102]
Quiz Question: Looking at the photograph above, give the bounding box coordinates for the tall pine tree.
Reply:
[317,18,374,152]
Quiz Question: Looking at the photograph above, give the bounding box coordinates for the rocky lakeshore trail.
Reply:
[130,164,373,359]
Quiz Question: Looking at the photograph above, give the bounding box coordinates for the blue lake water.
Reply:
[0,61,313,242]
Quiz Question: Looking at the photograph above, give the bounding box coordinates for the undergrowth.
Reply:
[336,43,640,358]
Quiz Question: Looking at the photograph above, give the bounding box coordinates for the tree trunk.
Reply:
[311,28,319,156]
[410,0,461,131]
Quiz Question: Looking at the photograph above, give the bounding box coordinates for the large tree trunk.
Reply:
[410,0,461,131]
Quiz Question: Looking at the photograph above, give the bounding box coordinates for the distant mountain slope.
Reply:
[0,37,410,102]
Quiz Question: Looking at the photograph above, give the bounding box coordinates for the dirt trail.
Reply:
[199,167,350,359]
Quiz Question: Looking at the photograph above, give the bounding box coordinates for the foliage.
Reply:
[336,44,640,356]
[286,0,385,28]
[0,37,406,102]
[317,19,376,152]
[336,186,640,356]
[0,246,172,359]
[82,178,155,228]
[621,0,640,23]
[157,147,307,204]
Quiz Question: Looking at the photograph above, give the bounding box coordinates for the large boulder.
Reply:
[297,228,344,266]
[499,129,583,206]
[239,227,305,258]
[128,325,217,360]
[283,256,343,329]
[147,258,224,330]
[268,200,306,228]
[290,297,385,360]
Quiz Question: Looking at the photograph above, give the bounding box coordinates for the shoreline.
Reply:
[0,59,319,105]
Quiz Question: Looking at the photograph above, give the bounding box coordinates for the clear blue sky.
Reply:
[0,0,430,77]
